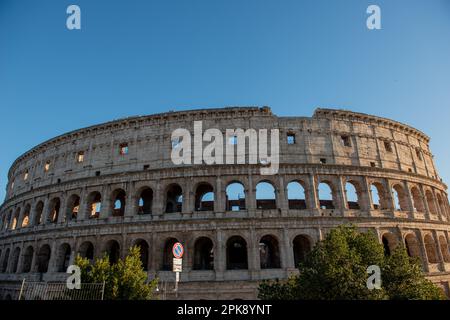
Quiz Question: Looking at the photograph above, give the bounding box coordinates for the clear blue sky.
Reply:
[1,0,450,202]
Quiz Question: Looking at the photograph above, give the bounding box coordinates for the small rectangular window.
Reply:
[44,161,51,172]
[370,162,376,168]
[415,149,422,161]
[95,171,101,177]
[77,151,85,163]
[287,133,296,145]
[320,158,327,164]
[143,165,149,170]
[24,171,29,181]
[119,143,129,155]
[341,135,351,147]
[384,141,393,153]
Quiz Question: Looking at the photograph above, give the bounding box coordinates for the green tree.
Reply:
[258,225,446,300]
[75,246,158,300]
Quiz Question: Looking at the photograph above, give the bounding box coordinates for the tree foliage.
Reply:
[258,225,446,300]
[75,246,158,300]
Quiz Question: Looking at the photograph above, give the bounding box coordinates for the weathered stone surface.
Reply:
[0,107,449,299]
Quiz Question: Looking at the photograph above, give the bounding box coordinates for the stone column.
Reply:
[420,185,432,220]
[48,241,58,273]
[307,174,319,211]
[17,205,25,230]
[100,185,111,219]
[418,231,430,273]
[58,193,68,224]
[362,176,374,214]
[247,175,256,217]
[30,241,39,273]
[40,197,50,226]
[277,175,288,216]
[77,188,88,221]
[404,181,416,218]
[431,189,443,221]
[125,181,136,217]
[282,228,294,270]
[433,230,445,270]
[336,176,347,214]
[215,176,225,216]
[16,242,24,273]
[153,183,163,218]
[248,228,260,280]
[215,229,226,281]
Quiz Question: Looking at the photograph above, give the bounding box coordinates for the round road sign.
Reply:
[172,242,184,259]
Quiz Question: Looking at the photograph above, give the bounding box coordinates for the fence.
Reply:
[17,280,105,300]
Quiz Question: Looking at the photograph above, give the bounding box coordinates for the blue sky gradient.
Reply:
[1,0,450,201]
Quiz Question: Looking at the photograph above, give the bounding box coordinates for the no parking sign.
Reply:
[172,242,184,259]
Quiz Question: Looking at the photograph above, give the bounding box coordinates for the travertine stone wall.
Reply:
[0,107,449,300]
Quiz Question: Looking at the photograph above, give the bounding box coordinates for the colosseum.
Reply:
[0,106,449,300]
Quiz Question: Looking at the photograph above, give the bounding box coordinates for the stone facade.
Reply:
[0,106,449,299]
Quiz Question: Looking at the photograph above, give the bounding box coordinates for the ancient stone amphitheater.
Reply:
[0,107,449,300]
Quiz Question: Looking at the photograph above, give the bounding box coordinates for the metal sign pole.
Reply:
[18,278,26,300]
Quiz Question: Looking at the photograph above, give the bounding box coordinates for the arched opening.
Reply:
[66,195,80,221]
[287,181,306,210]
[11,208,20,230]
[78,241,94,262]
[438,236,450,263]
[6,211,12,230]
[405,234,421,259]
[193,237,214,270]
[293,235,311,267]
[195,183,214,211]
[104,240,120,264]
[370,184,382,209]
[34,201,44,225]
[36,245,51,273]
[162,238,179,270]
[411,187,425,212]
[138,188,153,215]
[381,233,397,256]
[436,194,446,217]
[87,192,102,219]
[424,234,439,264]
[392,184,408,211]
[165,184,182,213]
[256,181,276,210]
[318,182,334,209]
[1,249,10,273]
[57,244,71,272]
[425,190,437,215]
[259,235,281,269]
[226,182,246,211]
[345,181,360,209]
[134,239,149,271]
[22,246,34,273]
[21,205,31,227]
[226,236,248,270]
[11,248,20,273]
[111,189,126,217]
[48,198,61,223]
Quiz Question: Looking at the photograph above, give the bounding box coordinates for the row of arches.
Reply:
[381,232,450,265]
[1,178,449,231]
[0,234,313,274]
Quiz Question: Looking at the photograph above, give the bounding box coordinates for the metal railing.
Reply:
[17,280,105,300]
